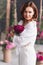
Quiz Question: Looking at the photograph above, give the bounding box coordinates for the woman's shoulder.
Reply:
[26,20,37,29]
[18,20,23,25]
[29,20,37,26]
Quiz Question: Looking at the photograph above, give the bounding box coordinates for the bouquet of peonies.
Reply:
[0,40,15,49]
[0,40,15,63]
[7,26,14,42]
[0,25,25,63]
[13,25,24,35]
[0,25,24,49]
[7,25,24,39]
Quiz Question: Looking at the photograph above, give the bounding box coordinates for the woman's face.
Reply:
[23,6,34,21]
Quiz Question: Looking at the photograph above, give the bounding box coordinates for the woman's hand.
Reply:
[10,31,14,37]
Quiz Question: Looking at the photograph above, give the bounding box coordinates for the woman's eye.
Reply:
[29,11,32,13]
[24,11,32,13]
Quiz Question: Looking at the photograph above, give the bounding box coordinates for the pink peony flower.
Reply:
[6,42,16,49]
[4,40,10,45]
[0,41,4,45]
[7,34,11,37]
[37,52,43,61]
[13,25,24,34]
[38,55,43,61]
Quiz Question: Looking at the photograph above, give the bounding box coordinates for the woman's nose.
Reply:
[26,13,29,16]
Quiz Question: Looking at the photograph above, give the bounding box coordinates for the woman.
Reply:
[13,1,38,65]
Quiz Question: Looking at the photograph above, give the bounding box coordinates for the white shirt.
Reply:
[13,20,37,47]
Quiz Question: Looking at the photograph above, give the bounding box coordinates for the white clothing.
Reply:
[13,20,37,65]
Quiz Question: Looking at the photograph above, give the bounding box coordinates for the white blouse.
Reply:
[13,20,37,47]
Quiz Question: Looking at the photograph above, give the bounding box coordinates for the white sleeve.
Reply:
[13,35,21,47]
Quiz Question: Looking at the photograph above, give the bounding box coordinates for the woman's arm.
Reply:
[13,21,37,47]
[17,21,37,46]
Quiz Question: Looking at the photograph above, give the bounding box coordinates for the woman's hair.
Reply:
[20,1,38,21]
